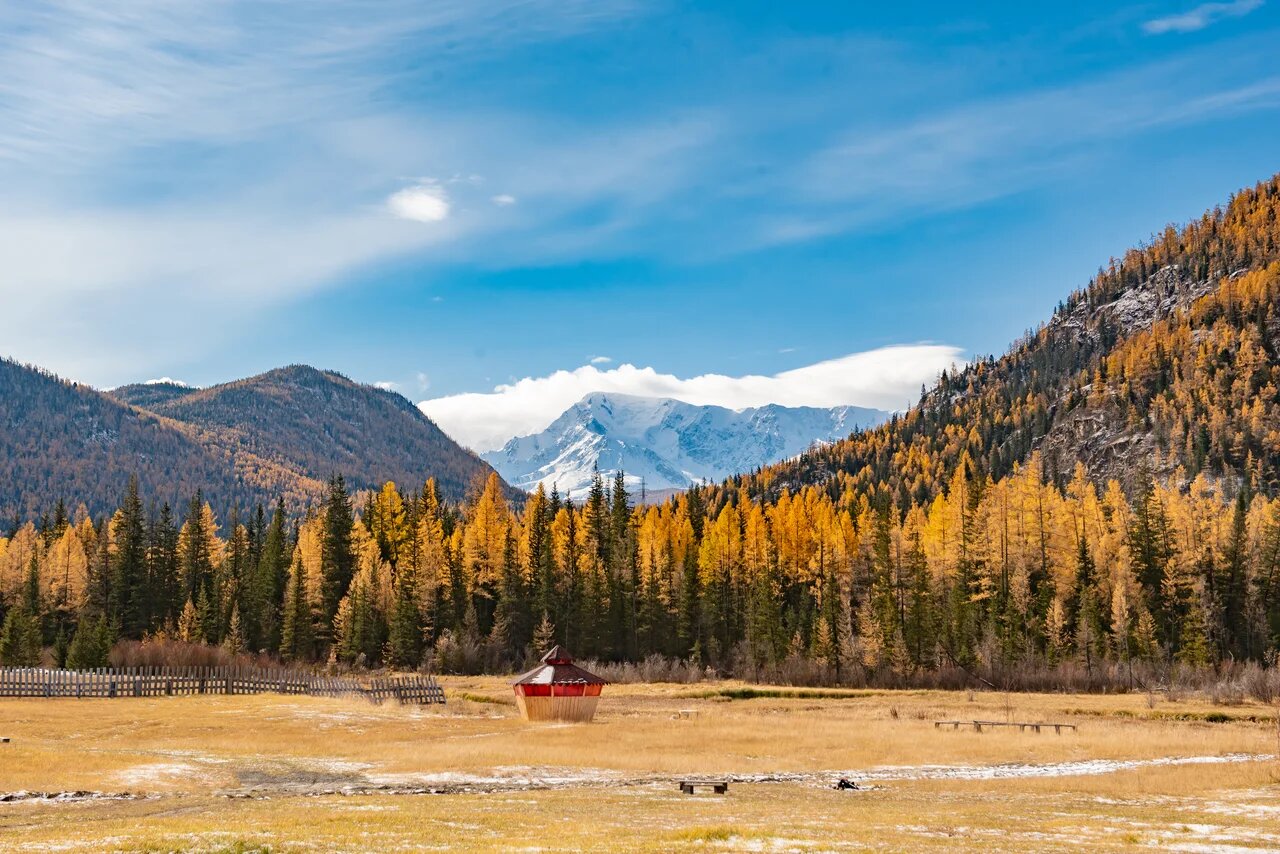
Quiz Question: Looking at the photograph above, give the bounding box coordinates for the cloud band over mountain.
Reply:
[419,344,963,451]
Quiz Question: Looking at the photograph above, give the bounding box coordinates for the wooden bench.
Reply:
[679,779,728,795]
[0,737,9,743]
[934,720,1077,734]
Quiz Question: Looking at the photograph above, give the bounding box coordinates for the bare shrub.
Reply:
[1209,679,1246,706]
[111,637,264,669]
[1238,662,1280,704]
[579,655,709,684]
[431,630,486,675]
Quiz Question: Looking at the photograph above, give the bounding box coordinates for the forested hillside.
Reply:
[741,175,1280,509]
[0,362,502,522]
[112,366,498,506]
[0,360,319,522]
[5,175,1280,682]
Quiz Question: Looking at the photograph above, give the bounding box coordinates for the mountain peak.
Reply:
[484,393,889,497]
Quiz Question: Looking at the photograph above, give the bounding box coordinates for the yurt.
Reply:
[511,646,607,722]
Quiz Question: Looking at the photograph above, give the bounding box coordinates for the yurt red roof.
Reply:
[512,645,607,686]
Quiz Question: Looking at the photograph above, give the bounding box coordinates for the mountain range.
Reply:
[0,362,499,521]
[483,392,889,498]
[7,175,1280,526]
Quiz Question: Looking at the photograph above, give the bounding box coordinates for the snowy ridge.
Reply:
[483,392,890,498]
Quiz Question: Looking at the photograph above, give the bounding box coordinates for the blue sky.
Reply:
[2,1,1279,448]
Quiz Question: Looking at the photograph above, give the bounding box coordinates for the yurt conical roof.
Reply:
[512,646,607,687]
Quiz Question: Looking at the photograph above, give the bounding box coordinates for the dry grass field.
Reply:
[1,678,1279,852]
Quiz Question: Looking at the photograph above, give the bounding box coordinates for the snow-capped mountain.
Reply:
[482,392,890,498]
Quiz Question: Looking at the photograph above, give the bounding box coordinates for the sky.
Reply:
[2,1,1279,450]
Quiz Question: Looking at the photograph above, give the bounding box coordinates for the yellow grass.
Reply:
[1,679,1277,851]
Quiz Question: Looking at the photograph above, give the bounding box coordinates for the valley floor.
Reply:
[1,680,1278,851]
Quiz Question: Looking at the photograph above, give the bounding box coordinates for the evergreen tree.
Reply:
[0,604,42,666]
[320,475,355,636]
[1072,534,1104,670]
[66,617,113,669]
[281,554,314,661]
[386,570,422,669]
[532,612,556,654]
[222,604,246,656]
[110,476,148,637]
[149,503,181,629]
[1129,478,1176,644]
[251,499,290,654]
[180,491,215,604]
[1220,490,1251,657]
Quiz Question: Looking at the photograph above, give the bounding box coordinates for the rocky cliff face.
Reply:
[1036,264,1257,488]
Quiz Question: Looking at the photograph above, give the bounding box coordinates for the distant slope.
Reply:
[0,359,318,521]
[484,392,889,497]
[110,380,199,410]
[1,361,507,522]
[735,173,1280,505]
[120,365,499,504]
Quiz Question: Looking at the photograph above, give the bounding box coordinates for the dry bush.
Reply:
[579,655,710,684]
[430,630,487,675]
[110,637,270,669]
[1209,680,1247,706]
[1238,661,1280,704]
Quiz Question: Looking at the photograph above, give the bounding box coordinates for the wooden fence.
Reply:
[0,667,445,705]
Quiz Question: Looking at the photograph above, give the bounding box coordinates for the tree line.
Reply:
[3,458,1279,677]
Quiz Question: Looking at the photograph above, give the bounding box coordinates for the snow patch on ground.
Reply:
[367,765,626,788]
[855,752,1266,781]
[114,762,204,787]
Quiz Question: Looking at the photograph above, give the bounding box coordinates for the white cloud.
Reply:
[374,380,398,391]
[492,193,517,206]
[388,181,450,223]
[415,371,432,392]
[1144,0,1263,34]
[590,355,613,364]
[419,344,962,451]
[143,377,191,387]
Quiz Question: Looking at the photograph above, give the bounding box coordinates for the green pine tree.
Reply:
[320,475,355,637]
[0,605,42,666]
[281,554,314,661]
[66,617,114,669]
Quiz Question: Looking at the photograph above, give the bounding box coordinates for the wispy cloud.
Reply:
[785,53,1280,248]
[419,345,962,451]
[1144,0,1264,34]
[0,0,646,380]
[3,2,1278,388]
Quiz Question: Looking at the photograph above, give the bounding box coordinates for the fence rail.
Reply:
[0,666,445,705]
